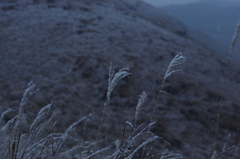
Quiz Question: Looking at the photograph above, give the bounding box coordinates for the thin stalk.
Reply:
[141,83,165,159]
[211,19,240,157]
[141,53,185,159]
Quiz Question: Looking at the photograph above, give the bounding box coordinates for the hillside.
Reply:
[0,0,240,158]
[121,0,187,36]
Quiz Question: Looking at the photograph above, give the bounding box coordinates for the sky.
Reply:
[142,0,200,7]
[141,0,239,7]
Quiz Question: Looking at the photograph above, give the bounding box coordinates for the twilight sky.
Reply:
[141,0,239,7]
[142,0,200,6]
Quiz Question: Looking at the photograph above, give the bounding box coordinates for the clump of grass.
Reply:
[0,82,93,159]
[0,53,185,158]
[1,20,239,157]
[4,22,240,159]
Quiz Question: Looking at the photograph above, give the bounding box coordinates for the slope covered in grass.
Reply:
[0,0,240,158]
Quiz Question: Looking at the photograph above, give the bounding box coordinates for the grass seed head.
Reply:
[135,92,148,127]
[164,53,186,81]
[107,67,131,100]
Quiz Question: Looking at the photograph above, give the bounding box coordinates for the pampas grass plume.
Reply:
[107,64,131,101]
[30,101,52,132]
[164,53,186,81]
[135,92,147,127]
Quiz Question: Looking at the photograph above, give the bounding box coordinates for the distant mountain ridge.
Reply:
[121,0,187,36]
[120,0,232,57]
[160,0,240,48]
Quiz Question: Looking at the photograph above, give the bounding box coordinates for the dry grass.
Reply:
[0,53,185,159]
[0,16,240,159]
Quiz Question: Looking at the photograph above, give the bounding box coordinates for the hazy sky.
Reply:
[142,0,200,7]
[142,0,239,7]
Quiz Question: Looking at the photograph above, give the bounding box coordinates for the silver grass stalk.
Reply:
[211,151,216,159]
[164,53,186,81]
[107,66,131,101]
[24,133,62,158]
[234,145,239,157]
[124,121,155,145]
[115,139,120,150]
[125,136,160,159]
[142,53,185,159]
[135,92,147,127]
[60,142,94,158]
[212,18,240,156]
[0,108,14,123]
[157,149,182,159]
[84,146,111,159]
[105,66,131,139]
[222,134,231,151]
[96,64,131,144]
[160,153,182,159]
[30,101,53,132]
[115,122,156,159]
[8,82,38,159]
[0,116,17,135]
[15,83,57,159]
[151,52,186,121]
[15,81,38,131]
[125,122,156,149]
[215,145,237,159]
[55,115,90,156]
[160,149,169,159]
[20,81,37,107]
[34,108,60,137]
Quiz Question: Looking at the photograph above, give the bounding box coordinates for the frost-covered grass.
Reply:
[0,17,240,159]
[0,53,185,159]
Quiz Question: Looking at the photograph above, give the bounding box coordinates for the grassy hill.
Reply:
[0,0,240,158]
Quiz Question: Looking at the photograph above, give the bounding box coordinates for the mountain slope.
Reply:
[0,0,240,158]
[121,0,187,36]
